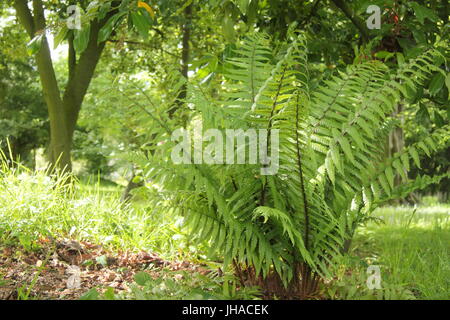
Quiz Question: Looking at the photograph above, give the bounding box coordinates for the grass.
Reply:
[329,203,449,300]
[0,159,448,300]
[0,161,190,260]
[351,204,450,300]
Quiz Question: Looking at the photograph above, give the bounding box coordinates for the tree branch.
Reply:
[62,9,118,140]
[14,0,63,113]
[330,0,369,43]
[13,0,35,37]
[32,0,46,30]
[68,32,77,80]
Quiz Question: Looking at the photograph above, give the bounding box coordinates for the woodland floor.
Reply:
[0,202,448,300]
[0,237,207,300]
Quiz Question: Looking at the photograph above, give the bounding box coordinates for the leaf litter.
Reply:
[0,236,209,300]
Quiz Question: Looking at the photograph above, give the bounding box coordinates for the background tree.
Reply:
[0,6,48,167]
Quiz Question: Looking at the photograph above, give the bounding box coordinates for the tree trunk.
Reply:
[34,37,72,171]
[14,0,114,172]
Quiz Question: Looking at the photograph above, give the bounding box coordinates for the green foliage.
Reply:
[72,127,114,177]
[52,0,157,54]
[137,29,449,293]
[0,21,48,167]
[26,34,43,55]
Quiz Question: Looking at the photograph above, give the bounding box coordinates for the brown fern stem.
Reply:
[295,93,310,249]
[259,66,287,206]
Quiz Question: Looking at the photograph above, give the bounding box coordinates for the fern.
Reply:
[136,30,449,298]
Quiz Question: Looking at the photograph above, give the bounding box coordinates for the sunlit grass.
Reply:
[351,204,450,300]
[0,160,189,260]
